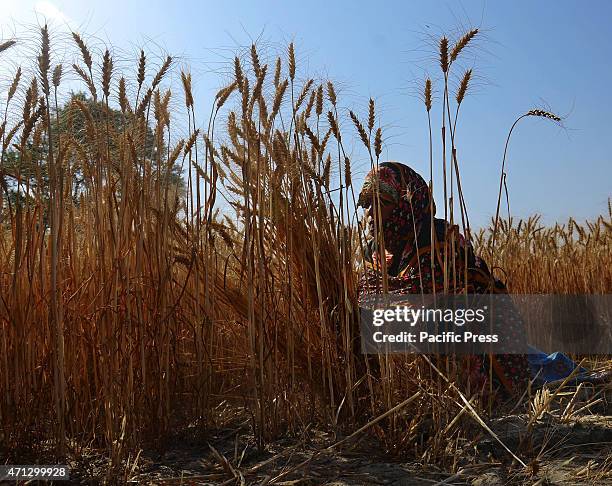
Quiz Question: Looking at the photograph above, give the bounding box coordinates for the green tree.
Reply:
[2,92,185,220]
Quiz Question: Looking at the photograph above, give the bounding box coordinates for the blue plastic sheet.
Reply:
[528,345,587,385]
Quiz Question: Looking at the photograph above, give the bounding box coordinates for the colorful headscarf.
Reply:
[357,162,433,277]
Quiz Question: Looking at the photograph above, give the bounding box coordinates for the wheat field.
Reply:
[0,26,611,483]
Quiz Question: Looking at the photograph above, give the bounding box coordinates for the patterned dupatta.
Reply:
[358,161,491,293]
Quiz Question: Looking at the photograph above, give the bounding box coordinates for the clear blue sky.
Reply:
[2,0,611,228]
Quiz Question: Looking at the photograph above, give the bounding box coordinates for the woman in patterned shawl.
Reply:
[357,161,529,396]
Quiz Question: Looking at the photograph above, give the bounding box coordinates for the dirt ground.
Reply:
[61,386,612,485]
